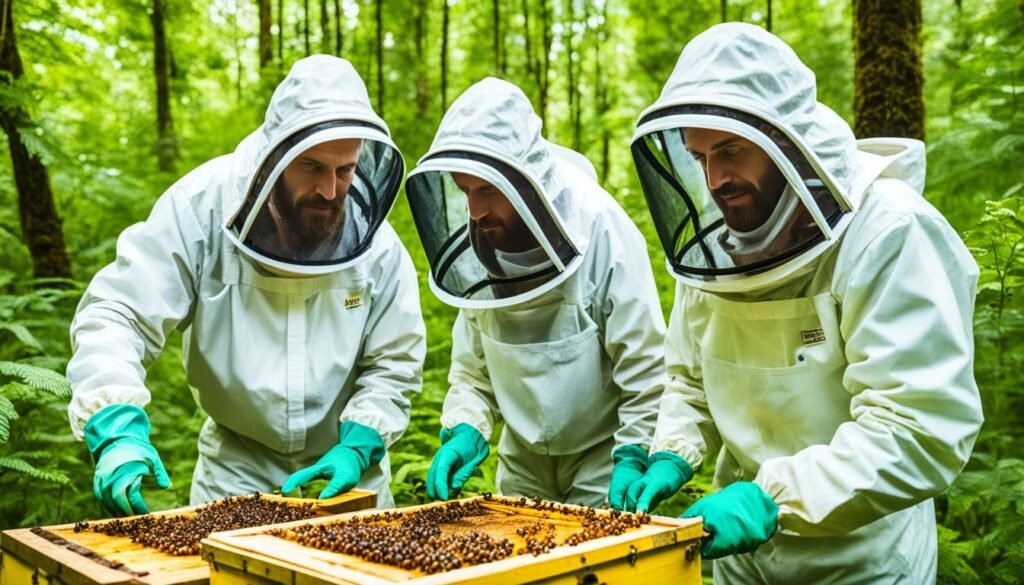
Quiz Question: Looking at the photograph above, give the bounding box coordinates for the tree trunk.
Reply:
[414,0,429,114]
[320,0,329,52]
[150,0,177,172]
[566,0,575,146]
[539,0,551,129]
[522,0,535,78]
[303,0,310,55]
[493,0,503,74]
[258,0,273,68]
[233,0,243,102]
[0,0,72,278]
[334,0,342,54]
[441,0,450,111]
[853,0,924,139]
[597,0,610,182]
[375,0,383,115]
[277,0,284,64]
[721,0,727,21]
[766,0,772,31]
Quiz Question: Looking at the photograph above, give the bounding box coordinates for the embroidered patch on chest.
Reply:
[345,294,363,310]
[801,328,826,345]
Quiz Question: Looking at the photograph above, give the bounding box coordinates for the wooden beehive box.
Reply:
[0,490,377,585]
[201,496,704,585]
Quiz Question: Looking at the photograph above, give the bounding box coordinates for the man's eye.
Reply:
[722,146,742,157]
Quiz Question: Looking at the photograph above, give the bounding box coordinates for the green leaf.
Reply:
[0,395,18,444]
[0,324,44,353]
[0,457,70,485]
[0,362,71,399]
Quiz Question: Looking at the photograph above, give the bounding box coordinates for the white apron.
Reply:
[184,247,394,507]
[698,290,936,584]
[472,272,617,505]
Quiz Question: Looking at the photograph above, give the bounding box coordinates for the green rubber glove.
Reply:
[608,444,649,511]
[425,423,490,500]
[682,481,779,559]
[282,421,386,499]
[84,404,171,517]
[624,450,694,513]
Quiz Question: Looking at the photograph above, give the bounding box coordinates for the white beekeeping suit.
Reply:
[67,55,426,508]
[631,23,983,583]
[405,78,665,506]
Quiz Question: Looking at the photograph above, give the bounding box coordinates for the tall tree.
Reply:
[538,0,552,128]
[595,0,611,181]
[522,0,536,78]
[766,0,772,31]
[414,0,429,113]
[493,0,504,74]
[441,0,450,111]
[303,0,310,55]
[277,0,284,64]
[320,0,329,53]
[721,0,727,21]
[150,0,178,172]
[566,0,576,147]
[334,0,342,54]
[853,0,924,139]
[258,0,273,69]
[0,0,72,278]
[375,0,383,115]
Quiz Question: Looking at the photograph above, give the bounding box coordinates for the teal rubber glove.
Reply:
[608,444,649,511]
[84,403,171,517]
[425,423,490,500]
[624,450,694,513]
[282,421,386,499]
[682,481,779,559]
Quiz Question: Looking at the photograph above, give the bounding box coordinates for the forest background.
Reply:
[0,0,1022,582]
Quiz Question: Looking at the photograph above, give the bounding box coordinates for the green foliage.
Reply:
[0,279,85,524]
[938,458,1024,584]
[0,1,1022,580]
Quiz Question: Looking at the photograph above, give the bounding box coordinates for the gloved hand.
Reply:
[624,450,694,513]
[682,481,778,559]
[608,444,649,511]
[282,421,386,499]
[426,423,490,500]
[84,403,171,517]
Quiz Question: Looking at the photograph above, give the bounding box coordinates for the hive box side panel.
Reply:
[1,530,134,585]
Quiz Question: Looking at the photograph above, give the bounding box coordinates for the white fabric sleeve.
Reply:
[340,238,426,447]
[754,210,984,536]
[599,226,667,451]
[66,185,206,438]
[439,310,501,439]
[651,282,721,469]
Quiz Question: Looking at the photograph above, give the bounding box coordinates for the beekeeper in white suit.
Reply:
[622,23,984,583]
[66,55,425,515]
[404,78,665,507]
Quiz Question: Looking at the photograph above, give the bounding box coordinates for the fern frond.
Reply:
[0,324,44,353]
[0,395,18,444]
[0,362,71,399]
[0,457,70,484]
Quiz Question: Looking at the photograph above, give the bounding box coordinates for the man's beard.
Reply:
[472,215,537,253]
[272,180,346,254]
[711,167,787,233]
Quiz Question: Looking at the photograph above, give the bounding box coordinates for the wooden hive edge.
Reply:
[201,495,704,584]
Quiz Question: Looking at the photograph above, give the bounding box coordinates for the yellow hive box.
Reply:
[0,490,377,585]
[201,496,704,585]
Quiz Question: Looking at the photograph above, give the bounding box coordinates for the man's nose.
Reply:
[317,174,338,200]
[705,160,731,191]
[467,192,488,221]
